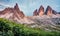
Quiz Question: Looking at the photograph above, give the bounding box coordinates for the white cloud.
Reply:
[0,3,13,7]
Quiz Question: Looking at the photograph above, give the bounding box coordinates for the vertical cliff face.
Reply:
[33,5,44,16]
[38,5,44,16]
[45,6,53,16]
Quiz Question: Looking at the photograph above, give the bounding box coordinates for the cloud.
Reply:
[0,0,10,3]
[0,3,14,11]
[0,3,13,7]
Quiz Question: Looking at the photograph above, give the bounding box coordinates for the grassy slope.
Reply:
[0,18,60,36]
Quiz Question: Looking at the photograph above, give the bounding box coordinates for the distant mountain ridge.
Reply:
[33,5,59,16]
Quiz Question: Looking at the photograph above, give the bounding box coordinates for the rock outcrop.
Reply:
[0,3,25,19]
[14,3,25,18]
[33,5,59,16]
[33,9,38,16]
[33,5,44,16]
[45,6,53,16]
[38,5,44,16]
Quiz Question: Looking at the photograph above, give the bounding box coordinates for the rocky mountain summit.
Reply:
[33,5,44,16]
[33,5,59,16]
[0,3,25,18]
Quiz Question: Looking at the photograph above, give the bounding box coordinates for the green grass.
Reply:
[0,18,60,36]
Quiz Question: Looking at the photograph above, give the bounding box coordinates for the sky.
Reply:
[0,0,60,16]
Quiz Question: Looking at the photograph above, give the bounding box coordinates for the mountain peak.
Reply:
[45,6,53,16]
[13,3,25,18]
[47,6,52,10]
[40,5,44,9]
[14,3,20,10]
[38,5,44,16]
[0,3,25,19]
[15,3,18,8]
[39,5,44,11]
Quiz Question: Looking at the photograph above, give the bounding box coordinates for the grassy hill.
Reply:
[0,18,60,36]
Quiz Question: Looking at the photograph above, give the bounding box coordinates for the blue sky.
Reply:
[0,0,60,16]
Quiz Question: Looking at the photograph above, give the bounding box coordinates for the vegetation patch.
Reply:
[0,18,60,36]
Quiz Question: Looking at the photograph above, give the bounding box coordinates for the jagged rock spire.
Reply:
[45,6,52,16]
[14,3,20,11]
[14,3,25,18]
[38,5,44,16]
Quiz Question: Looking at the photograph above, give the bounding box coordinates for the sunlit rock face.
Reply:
[45,6,53,16]
[38,5,44,16]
